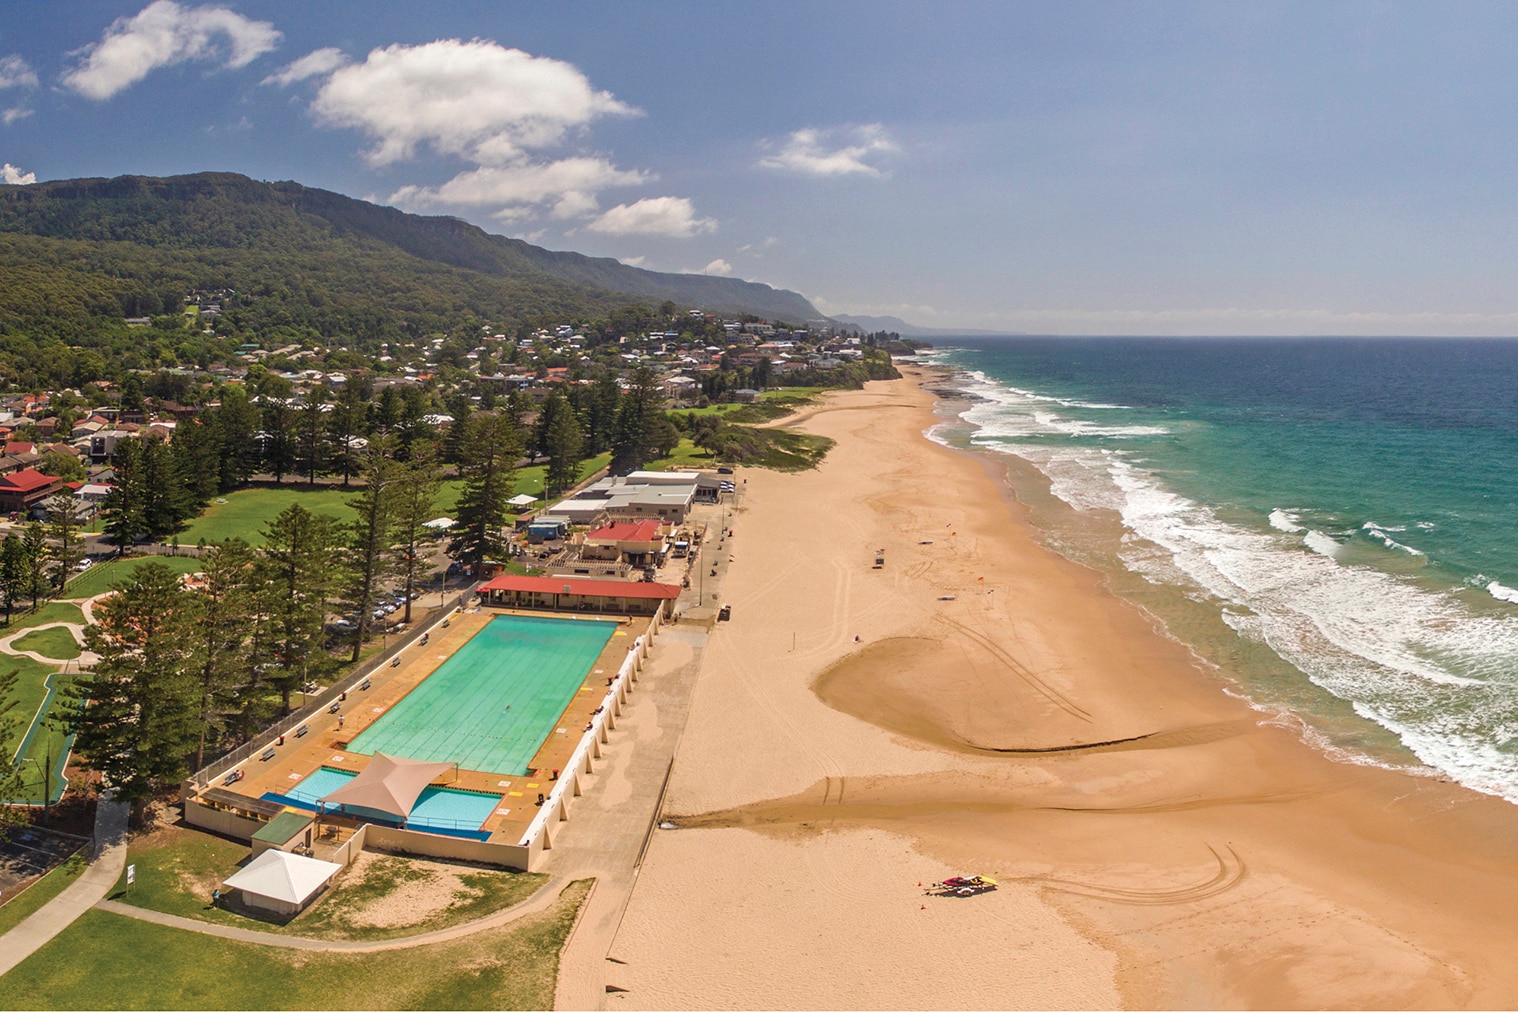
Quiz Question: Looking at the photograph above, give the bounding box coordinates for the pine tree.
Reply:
[193,539,257,768]
[539,391,585,496]
[610,366,662,472]
[448,412,521,572]
[19,522,47,609]
[102,439,149,551]
[257,504,345,710]
[390,441,442,625]
[345,451,399,661]
[44,494,88,591]
[67,562,203,815]
[0,535,25,623]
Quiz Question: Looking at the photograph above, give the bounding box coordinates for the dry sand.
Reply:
[604,370,1518,1009]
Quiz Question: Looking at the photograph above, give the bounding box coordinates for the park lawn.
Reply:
[62,555,202,600]
[1,654,78,805]
[2,602,85,632]
[178,485,357,546]
[644,439,717,472]
[0,850,86,936]
[0,880,592,1010]
[12,627,80,661]
[110,826,548,942]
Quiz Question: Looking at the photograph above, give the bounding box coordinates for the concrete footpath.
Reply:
[0,792,128,976]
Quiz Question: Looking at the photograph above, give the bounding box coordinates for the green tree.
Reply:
[261,401,297,483]
[19,522,48,609]
[538,391,585,497]
[67,562,202,817]
[296,394,330,486]
[448,412,521,572]
[257,504,345,710]
[389,442,442,626]
[610,366,663,472]
[193,539,257,768]
[44,494,88,591]
[210,386,260,492]
[344,452,399,661]
[36,450,87,482]
[0,535,25,623]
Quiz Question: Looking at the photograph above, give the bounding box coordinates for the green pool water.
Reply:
[347,615,619,774]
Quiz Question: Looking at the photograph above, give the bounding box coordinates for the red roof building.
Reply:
[0,468,61,515]
[480,574,681,618]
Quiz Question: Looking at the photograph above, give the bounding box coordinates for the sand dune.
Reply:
[601,371,1518,1009]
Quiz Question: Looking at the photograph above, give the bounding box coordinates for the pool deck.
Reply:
[218,606,641,841]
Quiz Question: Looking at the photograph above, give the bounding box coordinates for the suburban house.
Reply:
[0,469,62,516]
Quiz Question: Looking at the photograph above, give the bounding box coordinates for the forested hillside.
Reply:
[0,172,823,343]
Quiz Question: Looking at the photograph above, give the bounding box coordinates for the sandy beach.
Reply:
[602,368,1518,1009]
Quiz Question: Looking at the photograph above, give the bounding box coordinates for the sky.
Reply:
[4,1,1518,335]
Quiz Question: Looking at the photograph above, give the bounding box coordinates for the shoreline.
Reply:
[605,370,1518,1009]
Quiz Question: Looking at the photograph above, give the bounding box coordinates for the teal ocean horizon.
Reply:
[925,336,1518,803]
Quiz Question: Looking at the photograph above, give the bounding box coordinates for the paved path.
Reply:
[0,792,128,976]
[95,874,571,952]
[0,621,96,667]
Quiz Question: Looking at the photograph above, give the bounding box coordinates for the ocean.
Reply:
[923,336,1518,802]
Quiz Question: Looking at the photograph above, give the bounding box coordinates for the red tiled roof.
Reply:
[480,574,680,600]
[0,469,58,492]
[585,520,663,543]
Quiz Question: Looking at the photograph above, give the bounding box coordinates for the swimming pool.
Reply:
[262,766,502,840]
[346,614,619,775]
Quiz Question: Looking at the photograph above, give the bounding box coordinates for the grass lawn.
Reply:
[1,656,79,805]
[0,850,86,936]
[12,627,81,661]
[0,879,592,1010]
[644,439,718,472]
[1,602,85,632]
[62,555,203,600]
[110,824,549,942]
[178,486,357,546]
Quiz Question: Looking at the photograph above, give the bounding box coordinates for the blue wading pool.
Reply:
[262,766,502,841]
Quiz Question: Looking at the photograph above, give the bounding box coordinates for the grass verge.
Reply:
[110,825,548,941]
[0,879,593,1010]
[0,850,86,936]
[63,555,202,600]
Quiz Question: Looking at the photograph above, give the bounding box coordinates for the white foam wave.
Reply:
[940,366,1518,800]
[1268,508,1303,533]
[1362,523,1425,556]
[1303,530,1341,558]
[1488,580,1518,604]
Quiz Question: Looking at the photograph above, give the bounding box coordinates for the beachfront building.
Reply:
[481,574,681,618]
[579,519,667,567]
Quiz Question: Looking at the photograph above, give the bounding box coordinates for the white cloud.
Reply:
[391,156,647,220]
[760,123,896,177]
[701,258,733,276]
[310,39,636,167]
[262,46,347,87]
[0,55,38,90]
[62,0,281,100]
[1,163,37,185]
[2,107,32,125]
[619,256,646,267]
[587,197,717,238]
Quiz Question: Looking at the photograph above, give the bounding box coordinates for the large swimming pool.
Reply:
[345,614,619,775]
[262,766,502,840]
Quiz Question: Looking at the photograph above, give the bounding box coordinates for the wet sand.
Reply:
[603,369,1518,1009]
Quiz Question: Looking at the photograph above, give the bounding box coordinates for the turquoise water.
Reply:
[926,337,1518,802]
[263,766,502,838]
[347,615,618,775]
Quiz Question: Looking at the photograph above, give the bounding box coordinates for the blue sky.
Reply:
[4,2,1518,335]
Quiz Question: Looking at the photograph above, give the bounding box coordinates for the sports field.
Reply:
[346,615,618,775]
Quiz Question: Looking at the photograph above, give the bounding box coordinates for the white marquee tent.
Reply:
[223,848,343,916]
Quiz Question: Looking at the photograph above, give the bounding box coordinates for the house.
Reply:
[580,519,666,566]
[0,469,62,516]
